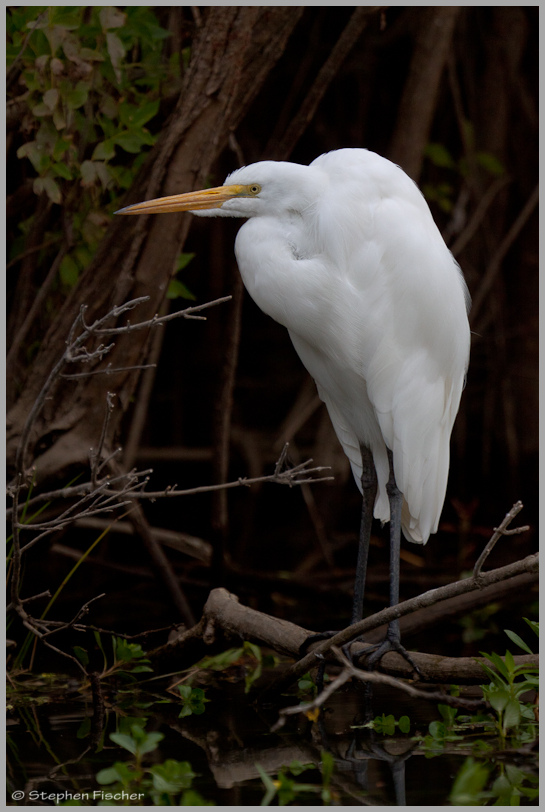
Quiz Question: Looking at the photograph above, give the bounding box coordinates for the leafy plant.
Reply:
[477,620,538,745]
[258,751,336,806]
[356,713,411,736]
[177,685,210,718]
[187,641,276,694]
[73,633,153,684]
[94,717,214,805]
[7,6,176,288]
[423,138,505,212]
[449,757,538,806]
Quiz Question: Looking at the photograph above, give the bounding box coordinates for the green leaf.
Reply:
[398,715,411,734]
[92,139,116,161]
[76,715,92,740]
[109,732,137,754]
[114,129,154,153]
[52,137,72,161]
[96,765,123,785]
[99,7,126,30]
[52,161,72,180]
[167,279,197,301]
[175,252,196,272]
[523,618,539,637]
[72,645,89,666]
[504,648,516,674]
[137,731,164,754]
[17,141,48,173]
[119,99,159,129]
[150,759,195,792]
[64,81,89,110]
[425,143,457,170]
[180,788,215,806]
[428,720,446,740]
[475,151,505,176]
[504,630,533,655]
[33,176,62,204]
[43,88,59,110]
[106,32,125,82]
[487,687,509,713]
[80,160,98,187]
[257,763,278,806]
[502,699,521,730]
[449,757,490,805]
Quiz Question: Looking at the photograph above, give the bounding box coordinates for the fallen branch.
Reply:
[149,548,538,686]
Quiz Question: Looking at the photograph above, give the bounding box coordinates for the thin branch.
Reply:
[267,7,382,159]
[449,175,511,256]
[470,185,539,327]
[272,646,486,732]
[262,551,538,695]
[473,501,529,577]
[90,393,116,486]
[9,450,332,518]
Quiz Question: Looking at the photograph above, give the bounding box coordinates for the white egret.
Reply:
[117,148,471,667]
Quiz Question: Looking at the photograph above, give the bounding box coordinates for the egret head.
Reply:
[115,161,322,220]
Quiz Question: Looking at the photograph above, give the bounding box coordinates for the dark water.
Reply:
[7,670,538,807]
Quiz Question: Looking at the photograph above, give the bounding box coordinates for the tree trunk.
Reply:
[388,6,460,180]
[7,6,303,484]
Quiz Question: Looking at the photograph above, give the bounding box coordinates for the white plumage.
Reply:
[118,148,470,546]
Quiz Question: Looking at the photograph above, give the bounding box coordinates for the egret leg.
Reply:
[364,449,421,674]
[352,444,378,624]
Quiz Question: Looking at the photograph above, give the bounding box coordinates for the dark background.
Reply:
[7,6,538,657]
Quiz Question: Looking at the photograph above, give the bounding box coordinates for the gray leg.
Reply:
[352,444,378,624]
[365,449,421,674]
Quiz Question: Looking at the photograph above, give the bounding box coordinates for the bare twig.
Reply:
[259,551,539,694]
[9,447,332,520]
[272,646,486,731]
[473,501,529,577]
[470,185,538,327]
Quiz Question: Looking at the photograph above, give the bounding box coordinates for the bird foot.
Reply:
[356,635,422,678]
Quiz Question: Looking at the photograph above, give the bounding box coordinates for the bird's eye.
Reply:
[249,184,261,195]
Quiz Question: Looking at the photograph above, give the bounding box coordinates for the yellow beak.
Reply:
[115,184,250,215]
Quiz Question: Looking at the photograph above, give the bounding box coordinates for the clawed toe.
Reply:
[358,637,422,677]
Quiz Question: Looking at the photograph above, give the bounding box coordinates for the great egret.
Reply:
[117,148,471,667]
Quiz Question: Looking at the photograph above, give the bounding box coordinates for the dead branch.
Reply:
[9,447,332,519]
[149,546,538,685]
[473,501,529,576]
[470,184,539,328]
[388,7,461,180]
[272,646,487,732]
[267,7,383,160]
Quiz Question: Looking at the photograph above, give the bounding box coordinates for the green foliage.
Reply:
[476,620,538,745]
[423,140,505,212]
[355,713,411,736]
[91,717,215,805]
[258,753,336,806]
[7,6,177,288]
[191,641,276,693]
[167,253,197,300]
[449,757,538,806]
[177,685,210,718]
[72,633,153,683]
[297,672,319,700]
